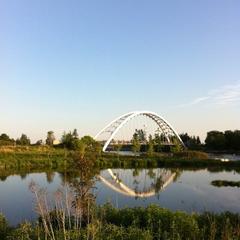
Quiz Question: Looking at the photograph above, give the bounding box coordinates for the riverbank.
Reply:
[0,204,239,240]
[98,152,240,169]
[1,147,240,171]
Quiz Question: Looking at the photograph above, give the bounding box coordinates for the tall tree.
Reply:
[72,129,79,139]
[179,133,201,150]
[205,131,226,150]
[16,134,30,145]
[0,133,15,146]
[0,133,11,141]
[147,134,154,156]
[131,132,141,154]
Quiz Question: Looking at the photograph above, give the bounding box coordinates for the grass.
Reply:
[1,203,240,240]
[1,147,240,173]
[97,152,240,169]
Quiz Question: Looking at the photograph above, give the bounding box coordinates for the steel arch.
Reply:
[98,169,176,198]
[95,111,185,152]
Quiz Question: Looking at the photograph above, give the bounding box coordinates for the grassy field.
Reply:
[1,204,240,240]
[1,146,240,171]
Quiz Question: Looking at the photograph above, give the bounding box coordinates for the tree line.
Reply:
[0,129,239,152]
[0,129,101,153]
[130,129,240,153]
[205,130,240,151]
[0,131,55,146]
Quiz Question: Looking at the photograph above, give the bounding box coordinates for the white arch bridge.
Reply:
[98,168,176,198]
[95,111,185,152]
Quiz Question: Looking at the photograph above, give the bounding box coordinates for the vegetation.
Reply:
[0,129,239,239]
[0,203,240,239]
[179,133,202,150]
[98,152,240,169]
[0,134,15,146]
[1,128,240,156]
[205,130,240,152]
[211,180,240,188]
[0,128,239,172]
[1,146,240,172]
[131,130,141,154]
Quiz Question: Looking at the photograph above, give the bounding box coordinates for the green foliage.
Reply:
[80,135,102,157]
[133,129,147,143]
[197,212,240,240]
[205,131,226,151]
[147,142,154,156]
[72,128,78,139]
[61,131,79,150]
[0,213,8,239]
[180,133,202,150]
[131,138,141,153]
[7,222,33,240]
[97,204,240,240]
[0,134,11,142]
[170,142,182,153]
[61,131,101,156]
[97,224,153,240]
[153,130,167,152]
[205,130,240,151]
[1,206,240,240]
[16,134,31,146]
[0,134,15,146]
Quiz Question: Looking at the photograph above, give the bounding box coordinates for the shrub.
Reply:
[0,213,8,239]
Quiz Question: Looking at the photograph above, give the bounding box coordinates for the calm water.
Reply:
[209,153,240,161]
[0,168,240,225]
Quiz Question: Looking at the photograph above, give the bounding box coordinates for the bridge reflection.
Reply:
[98,168,178,198]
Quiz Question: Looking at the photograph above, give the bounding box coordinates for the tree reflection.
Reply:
[99,168,182,198]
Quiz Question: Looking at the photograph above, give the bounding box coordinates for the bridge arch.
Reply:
[98,169,176,198]
[95,111,185,152]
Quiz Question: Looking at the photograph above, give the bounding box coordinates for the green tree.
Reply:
[73,135,102,159]
[0,213,8,239]
[147,134,154,156]
[16,134,30,145]
[61,131,74,149]
[224,130,240,151]
[180,133,202,150]
[0,134,11,141]
[72,128,79,139]
[133,129,146,143]
[205,131,226,150]
[131,134,140,154]
[170,138,182,153]
[0,133,15,146]
[153,130,163,152]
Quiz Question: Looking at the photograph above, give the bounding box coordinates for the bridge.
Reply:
[95,110,185,152]
[98,168,176,198]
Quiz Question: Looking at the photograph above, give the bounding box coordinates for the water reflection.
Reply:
[1,166,240,226]
[98,168,180,198]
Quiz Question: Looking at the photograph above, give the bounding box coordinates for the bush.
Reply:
[0,213,9,239]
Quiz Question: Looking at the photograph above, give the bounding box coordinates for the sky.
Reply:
[1,0,240,142]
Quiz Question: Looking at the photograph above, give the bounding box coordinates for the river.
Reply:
[0,167,240,225]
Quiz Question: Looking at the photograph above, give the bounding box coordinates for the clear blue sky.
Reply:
[1,0,240,142]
